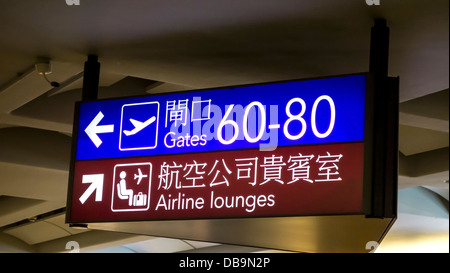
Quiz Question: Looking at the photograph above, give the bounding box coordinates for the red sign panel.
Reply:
[68,142,364,222]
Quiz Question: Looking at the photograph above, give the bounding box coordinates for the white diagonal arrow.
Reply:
[79,174,104,204]
[85,111,114,148]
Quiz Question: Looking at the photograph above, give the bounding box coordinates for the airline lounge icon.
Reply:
[111,163,152,212]
[119,101,160,151]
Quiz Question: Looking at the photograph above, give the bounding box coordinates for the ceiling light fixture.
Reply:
[35,59,60,88]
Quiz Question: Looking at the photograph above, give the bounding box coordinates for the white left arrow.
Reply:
[85,111,114,148]
[79,174,104,204]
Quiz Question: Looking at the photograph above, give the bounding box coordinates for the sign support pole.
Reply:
[369,18,389,79]
[82,55,100,102]
[367,19,399,218]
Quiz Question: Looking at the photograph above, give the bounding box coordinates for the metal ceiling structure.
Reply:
[0,0,448,253]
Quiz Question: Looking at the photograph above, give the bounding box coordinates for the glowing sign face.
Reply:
[75,74,366,160]
[67,74,370,223]
[69,142,364,222]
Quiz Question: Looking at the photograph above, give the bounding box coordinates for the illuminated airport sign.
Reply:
[67,73,371,223]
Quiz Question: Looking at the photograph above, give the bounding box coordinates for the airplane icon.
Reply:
[123,116,156,136]
[134,168,148,185]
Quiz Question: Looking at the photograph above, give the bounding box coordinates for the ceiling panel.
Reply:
[399,125,449,156]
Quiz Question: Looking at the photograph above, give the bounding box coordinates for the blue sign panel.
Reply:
[75,74,367,160]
